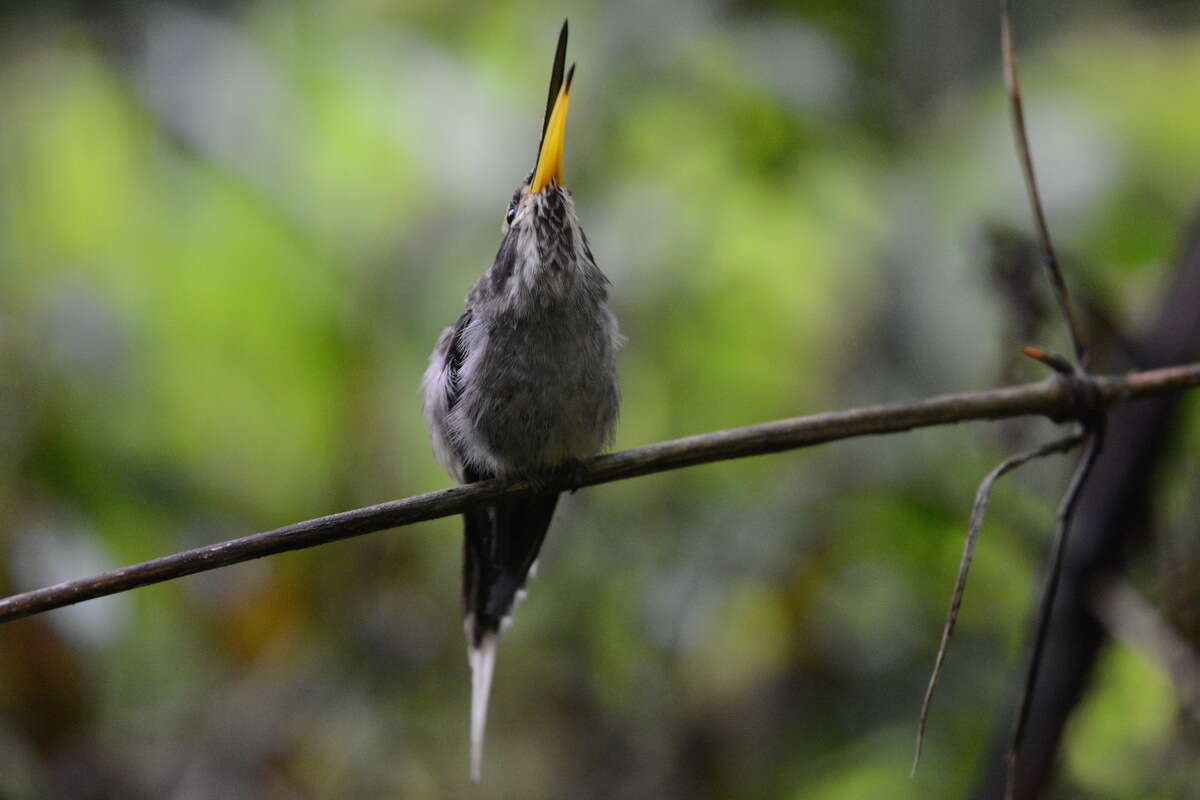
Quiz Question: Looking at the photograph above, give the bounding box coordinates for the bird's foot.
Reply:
[558,459,588,494]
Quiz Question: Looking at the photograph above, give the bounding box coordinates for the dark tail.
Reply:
[461,485,560,780]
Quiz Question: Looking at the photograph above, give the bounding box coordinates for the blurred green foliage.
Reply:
[1,1,1198,798]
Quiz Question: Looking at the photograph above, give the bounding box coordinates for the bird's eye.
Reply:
[505,203,517,225]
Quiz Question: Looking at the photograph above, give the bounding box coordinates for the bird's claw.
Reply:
[559,459,587,494]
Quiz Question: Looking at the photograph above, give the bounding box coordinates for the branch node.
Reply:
[1021,349,1104,426]
[1053,371,1105,428]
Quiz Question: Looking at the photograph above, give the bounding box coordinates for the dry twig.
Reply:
[911,430,1086,775]
[1001,0,1088,368]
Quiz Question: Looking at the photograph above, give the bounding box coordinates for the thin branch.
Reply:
[911,430,1086,775]
[0,365,1195,626]
[1001,0,1089,368]
[1006,431,1103,800]
[1093,578,1200,727]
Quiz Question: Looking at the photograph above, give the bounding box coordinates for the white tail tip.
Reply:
[469,633,498,782]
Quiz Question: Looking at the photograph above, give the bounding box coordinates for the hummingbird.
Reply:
[421,21,621,781]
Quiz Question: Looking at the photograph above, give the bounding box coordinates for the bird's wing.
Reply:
[421,308,473,480]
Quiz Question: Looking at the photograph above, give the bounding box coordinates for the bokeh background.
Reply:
[2,1,1199,797]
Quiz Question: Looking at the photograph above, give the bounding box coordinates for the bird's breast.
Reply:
[453,298,619,475]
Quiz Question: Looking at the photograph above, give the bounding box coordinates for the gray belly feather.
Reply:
[450,302,619,475]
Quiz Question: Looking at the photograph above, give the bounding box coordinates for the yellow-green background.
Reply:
[0,1,1197,797]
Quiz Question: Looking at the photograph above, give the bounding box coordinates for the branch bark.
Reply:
[0,364,1197,626]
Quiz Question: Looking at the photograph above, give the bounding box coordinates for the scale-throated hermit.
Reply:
[421,21,620,780]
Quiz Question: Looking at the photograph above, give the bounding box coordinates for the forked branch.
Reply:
[999,3,1108,795]
[913,5,1119,793]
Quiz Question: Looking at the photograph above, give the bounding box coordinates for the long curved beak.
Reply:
[530,56,575,194]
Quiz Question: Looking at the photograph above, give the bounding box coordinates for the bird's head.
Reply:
[501,21,578,240]
[486,20,607,303]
